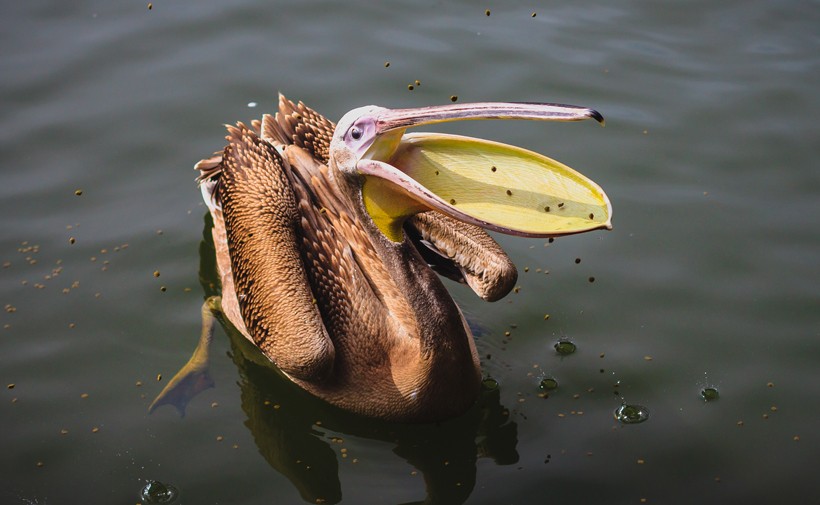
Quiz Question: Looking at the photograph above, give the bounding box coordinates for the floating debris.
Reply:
[614,404,649,424]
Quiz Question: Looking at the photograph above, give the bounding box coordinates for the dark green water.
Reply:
[2,1,818,503]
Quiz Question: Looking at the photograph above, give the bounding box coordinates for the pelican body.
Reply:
[193,95,609,422]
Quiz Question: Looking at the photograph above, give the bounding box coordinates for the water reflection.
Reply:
[152,215,519,504]
[231,333,518,504]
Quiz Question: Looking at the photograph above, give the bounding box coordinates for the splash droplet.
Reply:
[482,377,499,391]
[140,480,179,504]
[554,339,576,356]
[614,404,649,424]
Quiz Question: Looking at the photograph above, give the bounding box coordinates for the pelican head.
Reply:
[328,102,610,243]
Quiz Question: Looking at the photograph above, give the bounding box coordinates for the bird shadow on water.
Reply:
[150,214,519,505]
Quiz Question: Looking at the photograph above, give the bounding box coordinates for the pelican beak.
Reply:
[356,102,611,243]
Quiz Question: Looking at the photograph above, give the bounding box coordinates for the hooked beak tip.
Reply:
[589,109,605,126]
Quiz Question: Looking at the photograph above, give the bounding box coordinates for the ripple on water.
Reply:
[554,339,577,356]
[614,404,650,424]
[482,376,499,391]
[140,480,179,504]
[539,377,559,391]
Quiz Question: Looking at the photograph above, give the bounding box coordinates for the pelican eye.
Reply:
[350,126,362,140]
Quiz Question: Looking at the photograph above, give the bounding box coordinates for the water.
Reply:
[2,1,818,503]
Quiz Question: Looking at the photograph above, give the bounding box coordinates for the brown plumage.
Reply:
[196,96,517,421]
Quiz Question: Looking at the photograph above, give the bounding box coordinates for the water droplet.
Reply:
[482,377,499,391]
[701,387,719,401]
[554,339,576,356]
[539,377,558,391]
[614,404,649,424]
[140,480,179,504]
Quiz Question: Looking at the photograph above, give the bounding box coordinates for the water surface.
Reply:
[2,1,818,503]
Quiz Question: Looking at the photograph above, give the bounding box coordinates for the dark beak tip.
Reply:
[589,109,605,126]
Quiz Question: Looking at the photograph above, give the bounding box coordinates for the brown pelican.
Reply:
[154,95,609,423]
